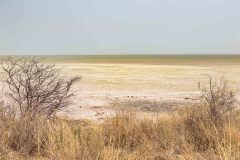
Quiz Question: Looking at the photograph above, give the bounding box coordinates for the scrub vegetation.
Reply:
[0,57,239,160]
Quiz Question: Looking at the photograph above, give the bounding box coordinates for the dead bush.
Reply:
[198,75,237,123]
[0,57,80,118]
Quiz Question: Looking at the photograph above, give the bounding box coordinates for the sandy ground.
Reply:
[54,61,240,121]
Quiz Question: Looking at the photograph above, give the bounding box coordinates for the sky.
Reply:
[0,0,239,55]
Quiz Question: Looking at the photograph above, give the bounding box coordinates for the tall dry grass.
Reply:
[0,105,240,160]
[0,74,239,160]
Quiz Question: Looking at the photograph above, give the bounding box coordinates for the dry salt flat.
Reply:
[54,58,240,121]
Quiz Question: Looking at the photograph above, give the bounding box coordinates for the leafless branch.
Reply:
[0,56,80,118]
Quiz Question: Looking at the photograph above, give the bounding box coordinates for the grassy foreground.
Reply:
[0,57,239,160]
[0,105,240,160]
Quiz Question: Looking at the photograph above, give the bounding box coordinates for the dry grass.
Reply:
[1,57,240,159]
[0,104,240,160]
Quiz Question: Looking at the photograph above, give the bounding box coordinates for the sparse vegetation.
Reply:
[199,74,237,123]
[0,57,80,118]
[0,57,239,159]
[0,103,240,160]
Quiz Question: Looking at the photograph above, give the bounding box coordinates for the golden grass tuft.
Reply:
[0,105,240,160]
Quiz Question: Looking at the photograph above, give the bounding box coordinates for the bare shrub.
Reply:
[0,57,80,117]
[198,75,237,122]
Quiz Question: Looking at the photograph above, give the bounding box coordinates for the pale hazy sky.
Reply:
[0,0,239,55]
